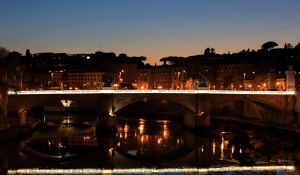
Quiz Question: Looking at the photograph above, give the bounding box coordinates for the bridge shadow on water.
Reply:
[1,97,300,174]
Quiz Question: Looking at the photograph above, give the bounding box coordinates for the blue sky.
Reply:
[1,0,300,64]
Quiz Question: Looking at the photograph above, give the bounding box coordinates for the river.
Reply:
[1,113,299,174]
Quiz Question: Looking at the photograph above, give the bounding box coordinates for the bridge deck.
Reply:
[7,90,296,95]
[8,166,295,174]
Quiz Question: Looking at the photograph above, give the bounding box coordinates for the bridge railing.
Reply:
[7,89,296,95]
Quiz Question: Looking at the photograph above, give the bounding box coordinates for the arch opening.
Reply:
[210,99,282,122]
[115,98,194,120]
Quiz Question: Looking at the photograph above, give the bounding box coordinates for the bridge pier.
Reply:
[0,89,9,130]
[6,109,27,127]
[183,112,211,131]
[294,91,300,125]
[284,95,296,125]
[194,95,211,130]
[18,109,27,126]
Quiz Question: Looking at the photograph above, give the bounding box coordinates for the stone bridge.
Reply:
[1,90,296,129]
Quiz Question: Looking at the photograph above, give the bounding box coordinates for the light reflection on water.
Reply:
[115,119,187,160]
[1,114,299,174]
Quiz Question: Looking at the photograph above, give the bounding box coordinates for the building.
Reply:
[137,65,186,89]
[117,64,139,88]
[36,70,117,90]
[213,64,254,90]
[66,71,104,89]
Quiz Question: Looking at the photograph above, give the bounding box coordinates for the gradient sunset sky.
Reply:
[1,0,300,64]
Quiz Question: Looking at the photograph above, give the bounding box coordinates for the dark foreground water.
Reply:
[1,114,300,174]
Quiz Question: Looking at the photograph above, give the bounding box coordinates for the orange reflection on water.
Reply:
[221,136,224,160]
[212,139,216,157]
[115,120,185,158]
[138,119,145,134]
[124,124,129,133]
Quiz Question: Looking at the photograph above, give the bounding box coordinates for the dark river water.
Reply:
[1,113,300,174]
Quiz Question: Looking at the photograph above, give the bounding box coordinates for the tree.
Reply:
[160,57,169,65]
[118,53,127,59]
[284,43,293,49]
[0,47,9,59]
[211,48,216,55]
[159,56,181,65]
[101,74,114,87]
[204,47,216,56]
[295,42,300,49]
[26,49,31,57]
[261,41,278,51]
[130,56,146,64]
[204,48,211,56]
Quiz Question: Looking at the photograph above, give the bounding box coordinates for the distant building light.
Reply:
[60,100,72,107]
[86,56,90,59]
[263,83,267,87]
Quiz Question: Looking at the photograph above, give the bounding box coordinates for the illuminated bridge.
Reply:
[1,89,298,129]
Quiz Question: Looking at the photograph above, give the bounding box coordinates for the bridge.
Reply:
[0,89,297,130]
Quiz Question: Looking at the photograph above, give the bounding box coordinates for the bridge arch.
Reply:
[199,94,284,115]
[208,98,286,124]
[111,94,197,114]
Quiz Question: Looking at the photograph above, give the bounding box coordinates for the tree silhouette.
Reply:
[128,56,146,66]
[204,47,216,56]
[26,49,31,57]
[0,47,9,59]
[204,48,211,56]
[211,48,216,55]
[261,41,278,51]
[160,56,181,65]
[101,73,115,87]
[118,53,127,61]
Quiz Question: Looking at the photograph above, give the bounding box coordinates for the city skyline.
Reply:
[1,0,300,64]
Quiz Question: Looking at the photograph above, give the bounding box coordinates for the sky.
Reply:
[1,0,300,64]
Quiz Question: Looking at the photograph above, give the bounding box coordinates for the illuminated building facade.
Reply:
[36,71,116,90]
[137,66,186,89]
[117,64,139,86]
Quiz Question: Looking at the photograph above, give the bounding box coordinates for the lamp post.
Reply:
[20,71,23,90]
[177,72,181,89]
[243,73,246,90]
[119,69,124,84]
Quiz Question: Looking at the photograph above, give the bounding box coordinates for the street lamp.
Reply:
[243,73,246,90]
[177,72,180,89]
[119,69,124,83]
